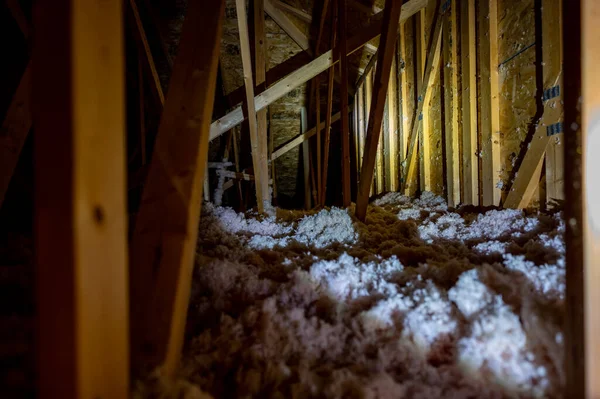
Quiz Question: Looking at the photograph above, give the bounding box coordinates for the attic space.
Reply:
[0,0,596,398]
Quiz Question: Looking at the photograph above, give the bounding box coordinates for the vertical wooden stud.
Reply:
[460,0,478,205]
[416,9,431,192]
[356,0,403,220]
[128,0,225,375]
[479,0,501,206]
[339,0,351,206]
[34,0,129,397]
[442,0,460,207]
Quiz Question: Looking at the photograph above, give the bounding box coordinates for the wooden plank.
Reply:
[415,9,430,192]
[544,0,564,204]
[563,1,587,396]
[129,0,165,106]
[365,69,374,196]
[301,107,311,208]
[400,5,443,193]
[355,0,403,220]
[264,0,311,53]
[339,0,351,206]
[503,0,563,209]
[212,0,429,140]
[5,0,30,37]
[255,0,271,209]
[34,0,129,396]
[375,70,384,194]
[321,0,339,206]
[442,0,460,207]
[357,84,365,174]
[0,0,31,210]
[0,65,31,210]
[460,0,478,205]
[386,53,398,191]
[272,109,350,160]
[239,0,270,213]
[398,21,411,193]
[272,0,312,23]
[479,0,501,206]
[129,0,225,375]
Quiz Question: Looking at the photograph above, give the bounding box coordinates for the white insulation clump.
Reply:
[164,194,566,399]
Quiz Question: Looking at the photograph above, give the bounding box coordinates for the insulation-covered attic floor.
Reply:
[139,192,565,399]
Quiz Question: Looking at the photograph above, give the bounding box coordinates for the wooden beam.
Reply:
[254,0,271,210]
[355,0,402,220]
[386,52,398,192]
[5,0,30,37]
[264,0,311,53]
[375,69,384,194]
[34,0,129,396]
[415,9,430,192]
[503,0,563,209]
[460,0,478,205]
[398,22,410,192]
[211,0,428,140]
[356,51,378,88]
[129,0,165,106]
[301,107,311,208]
[400,5,443,194]
[357,84,365,174]
[321,0,339,206]
[129,0,225,376]
[564,0,600,396]
[545,0,564,204]
[271,0,312,23]
[365,69,374,196]
[0,0,31,211]
[339,0,351,206]
[442,0,460,207]
[479,0,501,206]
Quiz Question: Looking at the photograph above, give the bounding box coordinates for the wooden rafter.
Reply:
[129,0,225,375]
[442,0,460,207]
[264,0,311,54]
[254,0,271,210]
[272,0,312,23]
[400,5,443,194]
[321,0,339,206]
[0,0,31,211]
[355,0,402,221]
[212,0,428,140]
[34,0,129,396]
[339,0,351,206]
[460,0,478,205]
[503,0,563,209]
[479,0,501,206]
[128,0,165,107]
[415,9,430,192]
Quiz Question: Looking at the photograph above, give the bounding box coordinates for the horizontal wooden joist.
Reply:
[271,0,312,23]
[211,0,427,141]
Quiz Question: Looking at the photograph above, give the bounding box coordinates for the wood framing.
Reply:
[254,0,271,209]
[264,0,311,53]
[0,0,31,211]
[321,0,339,206]
[442,0,460,207]
[357,84,365,174]
[503,0,563,209]
[211,0,428,140]
[272,106,354,160]
[563,1,595,397]
[129,0,165,106]
[34,0,129,396]
[129,0,225,375]
[460,0,478,205]
[401,7,443,194]
[301,107,311,208]
[415,9,430,192]
[272,0,312,23]
[355,0,402,221]
[339,0,351,206]
[398,22,411,192]
[385,53,398,192]
[479,0,501,206]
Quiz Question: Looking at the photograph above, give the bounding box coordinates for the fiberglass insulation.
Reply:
[136,192,565,399]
